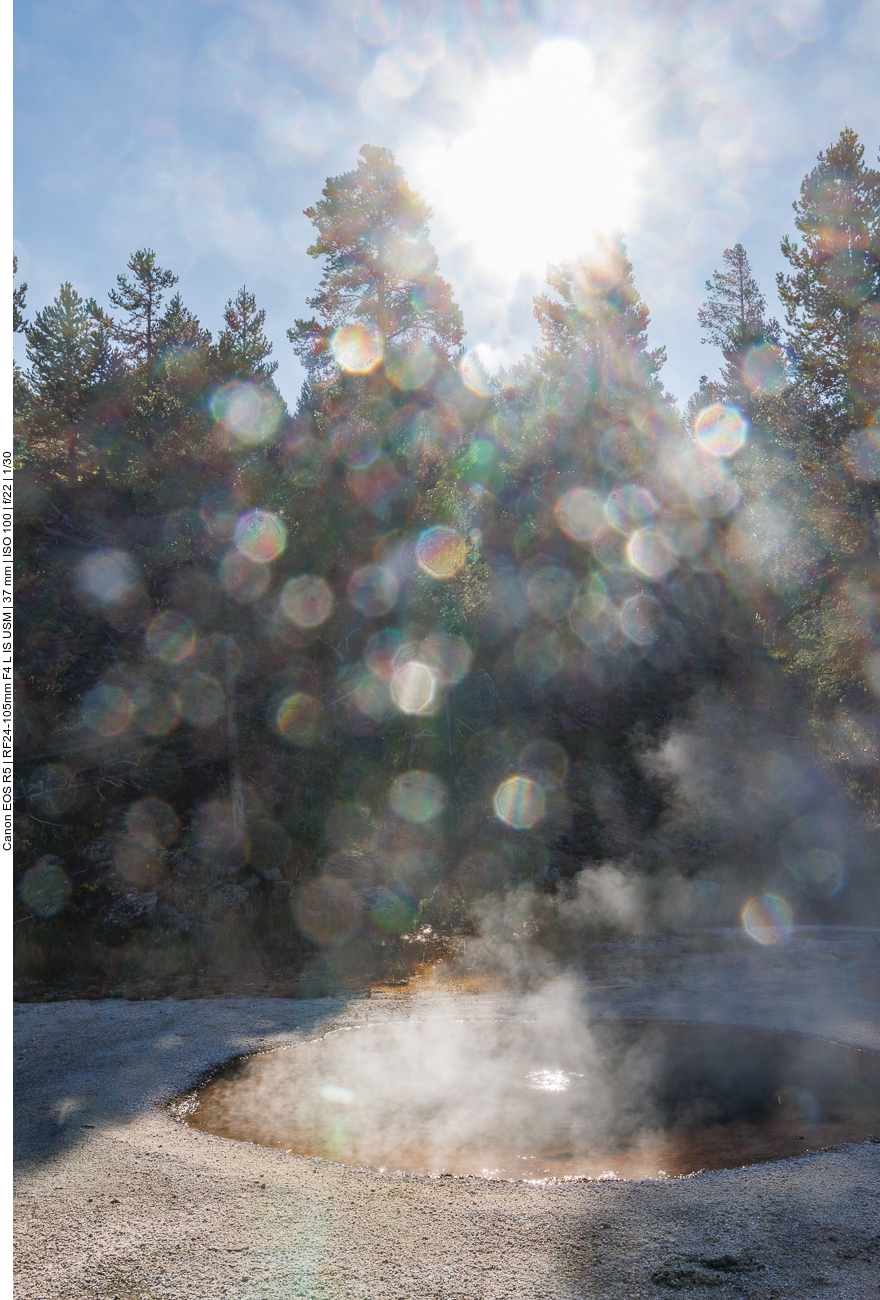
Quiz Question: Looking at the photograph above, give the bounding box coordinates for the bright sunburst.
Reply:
[413,40,643,282]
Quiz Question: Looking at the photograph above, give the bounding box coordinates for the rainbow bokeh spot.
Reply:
[554,487,606,542]
[389,770,447,823]
[493,775,546,829]
[390,660,438,715]
[280,575,334,628]
[693,403,748,457]
[347,564,399,617]
[416,525,466,579]
[742,893,793,945]
[276,692,321,744]
[233,509,287,563]
[331,323,384,374]
[19,857,72,917]
[145,611,196,663]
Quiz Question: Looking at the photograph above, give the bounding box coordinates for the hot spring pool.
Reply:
[174,1019,880,1180]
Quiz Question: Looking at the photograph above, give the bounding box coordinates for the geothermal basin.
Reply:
[178,1019,880,1181]
[13,927,880,1298]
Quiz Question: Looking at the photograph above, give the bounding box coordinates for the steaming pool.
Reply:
[174,1019,880,1181]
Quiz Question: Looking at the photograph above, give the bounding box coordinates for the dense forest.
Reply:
[12,130,880,998]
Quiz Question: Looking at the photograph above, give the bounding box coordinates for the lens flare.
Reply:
[412,40,640,282]
[371,889,418,933]
[526,565,577,621]
[627,528,677,580]
[515,627,566,679]
[389,770,446,822]
[131,682,181,735]
[416,525,466,579]
[676,450,742,517]
[742,343,790,395]
[296,875,362,945]
[554,487,606,542]
[146,612,196,663]
[194,800,249,875]
[742,893,793,945]
[20,857,72,917]
[319,1085,355,1105]
[347,564,400,616]
[493,775,546,829]
[570,579,618,647]
[77,549,141,605]
[333,421,381,467]
[778,1085,819,1130]
[390,660,437,714]
[591,527,629,569]
[210,382,283,447]
[365,628,408,680]
[373,47,424,98]
[620,593,661,645]
[519,739,569,789]
[605,485,659,533]
[331,323,384,374]
[127,798,180,849]
[459,350,492,397]
[281,432,330,487]
[81,684,134,736]
[385,339,437,391]
[354,1,400,43]
[801,849,845,898]
[350,668,392,720]
[843,418,880,482]
[280,575,334,628]
[458,438,495,483]
[276,692,321,743]
[233,509,286,563]
[418,632,472,685]
[220,549,271,602]
[179,674,224,728]
[346,454,402,514]
[781,816,846,898]
[693,404,748,457]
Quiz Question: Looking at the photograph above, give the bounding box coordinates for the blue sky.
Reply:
[13,0,880,411]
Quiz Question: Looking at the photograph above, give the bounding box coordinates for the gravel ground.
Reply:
[14,928,880,1299]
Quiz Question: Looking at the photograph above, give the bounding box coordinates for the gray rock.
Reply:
[80,839,114,868]
[213,883,249,909]
[100,891,157,930]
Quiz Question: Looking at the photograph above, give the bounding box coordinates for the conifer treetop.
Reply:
[533,237,667,401]
[777,128,880,426]
[288,144,464,382]
[108,248,178,369]
[698,243,773,352]
[217,286,277,378]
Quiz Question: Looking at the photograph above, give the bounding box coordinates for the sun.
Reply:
[411,40,643,283]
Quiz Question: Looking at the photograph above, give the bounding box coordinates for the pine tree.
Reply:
[13,255,29,423]
[13,254,27,333]
[24,282,118,457]
[532,238,668,413]
[699,243,771,352]
[108,248,178,369]
[216,286,277,378]
[696,243,780,406]
[287,144,464,387]
[157,292,212,357]
[777,129,880,439]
